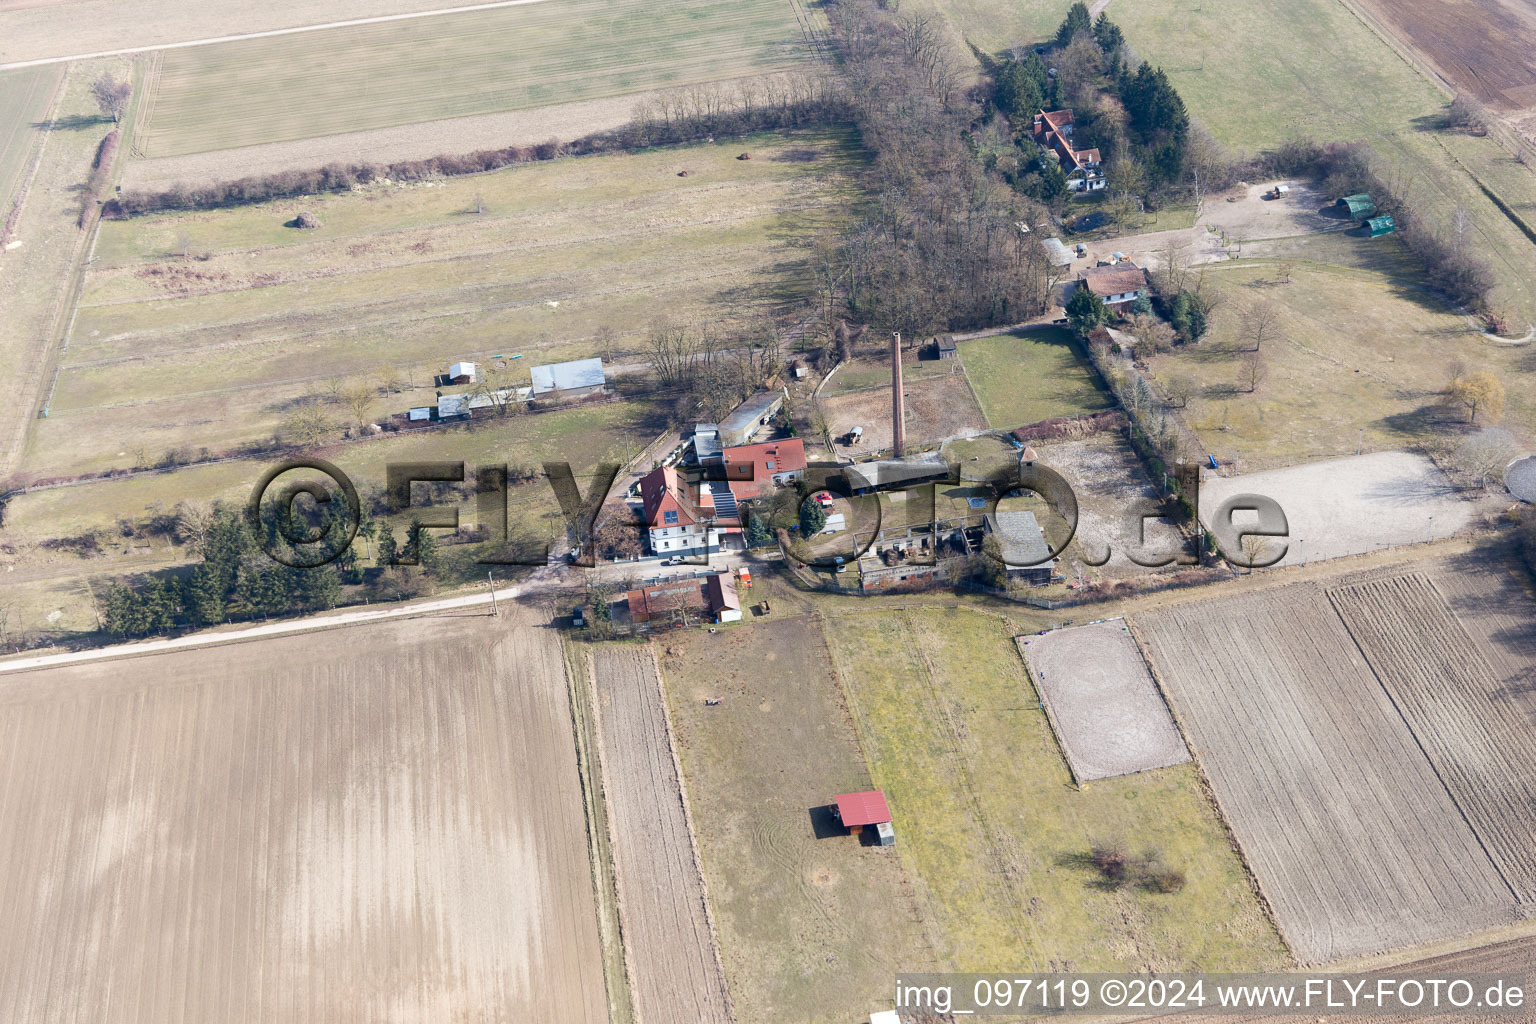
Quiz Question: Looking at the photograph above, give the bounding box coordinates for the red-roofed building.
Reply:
[720,437,806,500]
[834,790,892,832]
[1032,108,1105,192]
[625,570,740,624]
[637,465,741,557]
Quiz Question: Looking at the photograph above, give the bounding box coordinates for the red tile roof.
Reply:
[1080,263,1148,299]
[638,466,697,527]
[722,437,806,499]
[836,790,892,827]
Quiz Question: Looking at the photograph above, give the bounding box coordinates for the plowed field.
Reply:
[590,645,732,1024]
[1134,586,1516,963]
[0,608,608,1022]
[1330,573,1536,901]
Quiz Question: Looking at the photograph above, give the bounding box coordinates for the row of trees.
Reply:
[100,502,442,637]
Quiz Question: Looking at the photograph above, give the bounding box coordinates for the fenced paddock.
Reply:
[1018,620,1189,782]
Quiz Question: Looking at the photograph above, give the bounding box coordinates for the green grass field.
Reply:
[0,65,62,211]
[824,605,1288,971]
[959,327,1111,430]
[1142,261,1536,468]
[39,128,864,476]
[661,616,935,1022]
[138,0,822,158]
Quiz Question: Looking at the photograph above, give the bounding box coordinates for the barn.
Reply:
[447,361,477,385]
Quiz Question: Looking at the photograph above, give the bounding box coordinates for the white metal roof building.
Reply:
[986,509,1055,568]
[1043,237,1075,268]
[448,361,477,381]
[530,357,606,396]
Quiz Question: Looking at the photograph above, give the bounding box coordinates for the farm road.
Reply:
[0,0,556,71]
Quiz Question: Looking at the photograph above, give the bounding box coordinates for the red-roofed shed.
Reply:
[834,790,891,832]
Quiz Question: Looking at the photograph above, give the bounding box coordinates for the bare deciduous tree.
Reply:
[1238,298,1281,352]
[340,380,376,429]
[1238,350,1267,393]
[90,73,131,124]
[173,500,215,549]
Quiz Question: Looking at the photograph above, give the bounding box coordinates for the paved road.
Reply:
[0,0,556,71]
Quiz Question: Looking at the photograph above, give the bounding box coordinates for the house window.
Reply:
[765,460,775,472]
[663,510,678,525]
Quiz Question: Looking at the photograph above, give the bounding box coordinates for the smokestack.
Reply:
[891,331,905,457]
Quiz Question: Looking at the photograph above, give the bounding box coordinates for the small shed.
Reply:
[407,406,432,422]
[448,361,477,384]
[1337,193,1375,218]
[833,790,892,836]
[934,333,958,360]
[1364,213,1396,237]
[870,1012,902,1024]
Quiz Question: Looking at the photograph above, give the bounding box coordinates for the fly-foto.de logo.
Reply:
[246,455,1291,570]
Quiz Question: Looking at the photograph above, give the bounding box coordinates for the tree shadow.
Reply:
[1053,851,1126,892]
[1377,403,1456,439]
[32,113,109,131]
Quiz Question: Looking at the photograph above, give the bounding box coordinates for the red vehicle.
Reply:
[814,491,835,508]
[737,567,752,588]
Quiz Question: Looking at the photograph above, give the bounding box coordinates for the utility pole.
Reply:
[488,570,498,616]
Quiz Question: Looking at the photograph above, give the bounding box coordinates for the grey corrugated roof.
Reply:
[843,451,951,491]
[987,509,1054,567]
[530,357,605,394]
[720,390,782,435]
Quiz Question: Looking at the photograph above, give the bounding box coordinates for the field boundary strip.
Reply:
[0,0,558,71]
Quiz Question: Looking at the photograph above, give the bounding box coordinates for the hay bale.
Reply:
[737,152,752,160]
[287,211,322,229]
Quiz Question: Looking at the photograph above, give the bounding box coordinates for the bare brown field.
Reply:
[1134,585,1516,964]
[1020,621,1189,782]
[1329,571,1536,901]
[0,608,609,1022]
[1352,0,1536,110]
[820,372,986,454]
[589,645,732,1024]
[1138,934,1536,1024]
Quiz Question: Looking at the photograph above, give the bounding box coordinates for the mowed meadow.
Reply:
[32,129,863,475]
[135,0,827,159]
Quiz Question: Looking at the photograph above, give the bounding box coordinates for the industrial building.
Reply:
[718,390,784,447]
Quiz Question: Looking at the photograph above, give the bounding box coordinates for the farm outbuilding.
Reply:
[933,333,958,359]
[1042,236,1075,268]
[719,390,784,447]
[1364,214,1397,237]
[833,790,892,838]
[447,361,477,385]
[985,509,1055,585]
[1337,193,1375,218]
[530,357,606,398]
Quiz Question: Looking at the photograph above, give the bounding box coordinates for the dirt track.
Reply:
[590,645,732,1024]
[0,608,608,1022]
[1135,584,1516,963]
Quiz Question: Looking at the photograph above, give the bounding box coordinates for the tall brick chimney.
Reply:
[891,331,905,457]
